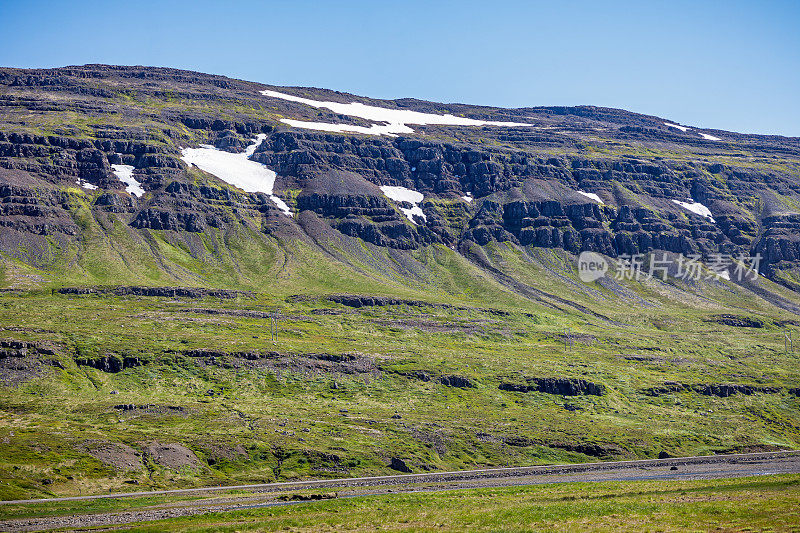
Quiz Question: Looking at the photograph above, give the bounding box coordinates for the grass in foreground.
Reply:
[4,475,798,532]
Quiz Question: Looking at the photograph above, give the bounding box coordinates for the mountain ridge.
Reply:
[1,63,800,295]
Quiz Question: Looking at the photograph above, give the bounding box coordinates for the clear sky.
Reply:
[0,0,798,136]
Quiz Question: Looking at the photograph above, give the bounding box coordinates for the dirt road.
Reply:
[2,451,798,531]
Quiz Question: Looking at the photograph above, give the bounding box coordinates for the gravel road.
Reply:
[2,451,798,531]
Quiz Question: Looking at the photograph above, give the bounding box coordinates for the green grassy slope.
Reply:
[1,230,799,499]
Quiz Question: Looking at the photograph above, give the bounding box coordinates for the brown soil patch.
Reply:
[143,442,201,470]
[80,440,144,471]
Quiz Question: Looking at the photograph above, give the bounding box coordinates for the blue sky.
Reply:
[1,0,798,136]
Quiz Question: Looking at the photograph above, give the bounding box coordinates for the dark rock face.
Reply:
[694,383,781,397]
[536,378,605,396]
[113,404,185,413]
[501,435,624,457]
[752,214,800,276]
[389,457,411,473]
[176,349,376,375]
[708,315,764,328]
[643,382,782,397]
[550,442,625,458]
[244,126,797,271]
[128,181,272,234]
[323,294,515,317]
[294,170,438,249]
[76,354,142,373]
[0,183,79,236]
[0,338,59,358]
[250,128,769,261]
[327,294,425,308]
[95,192,135,213]
[498,382,537,393]
[0,130,179,193]
[58,286,252,298]
[0,338,63,385]
[438,375,475,388]
[500,377,605,396]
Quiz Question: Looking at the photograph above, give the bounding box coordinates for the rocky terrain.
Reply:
[0,65,799,290]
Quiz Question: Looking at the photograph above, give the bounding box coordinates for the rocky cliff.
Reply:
[1,65,799,291]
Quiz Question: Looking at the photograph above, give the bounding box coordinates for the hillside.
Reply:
[0,65,799,499]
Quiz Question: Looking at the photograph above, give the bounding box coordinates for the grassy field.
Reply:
[1,235,799,500]
[2,475,799,531]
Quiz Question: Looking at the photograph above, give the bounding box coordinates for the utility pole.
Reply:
[271,311,279,345]
[564,327,572,354]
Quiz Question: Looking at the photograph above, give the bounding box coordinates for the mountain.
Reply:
[1,64,800,290]
[0,65,799,499]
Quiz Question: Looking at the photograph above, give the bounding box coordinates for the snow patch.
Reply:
[261,89,531,136]
[664,122,721,141]
[577,190,604,204]
[270,194,292,217]
[462,192,474,203]
[664,122,689,132]
[244,134,268,156]
[111,164,144,197]
[180,136,291,215]
[280,119,412,136]
[380,185,426,224]
[75,179,97,190]
[672,199,714,222]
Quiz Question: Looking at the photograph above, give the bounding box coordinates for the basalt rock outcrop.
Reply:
[1,65,799,285]
[438,375,475,388]
[707,315,765,328]
[75,353,144,373]
[0,338,59,358]
[58,286,252,298]
[0,338,62,384]
[643,382,782,397]
[176,349,377,375]
[322,294,517,316]
[499,377,606,396]
[295,170,433,249]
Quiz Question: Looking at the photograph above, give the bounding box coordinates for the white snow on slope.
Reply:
[462,192,474,203]
[180,136,292,216]
[380,185,426,223]
[281,119,413,136]
[111,164,144,197]
[244,134,268,156]
[664,122,722,141]
[672,199,714,222]
[664,122,689,132]
[260,89,531,136]
[577,190,604,204]
[270,195,292,216]
[75,179,97,190]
